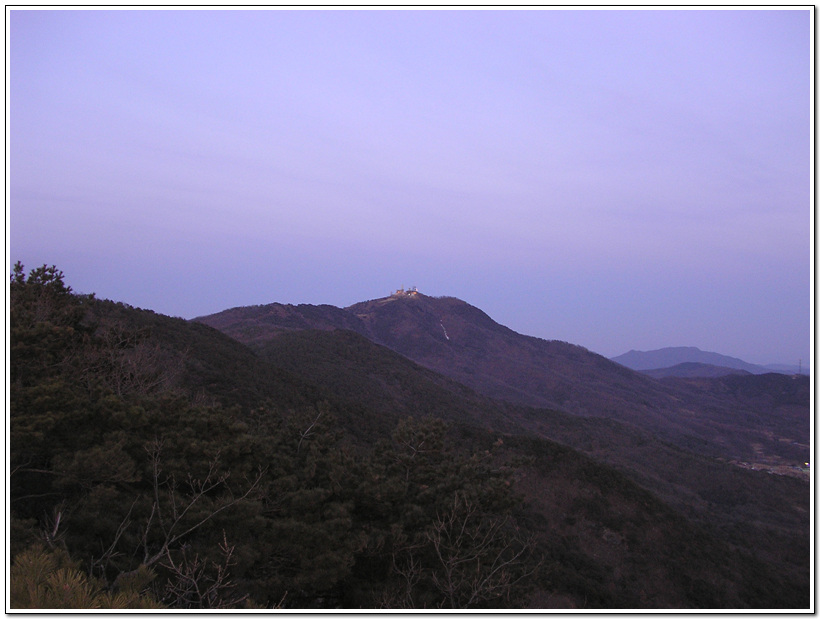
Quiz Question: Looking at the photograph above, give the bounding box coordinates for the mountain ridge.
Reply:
[640,362,753,379]
[196,292,809,468]
[10,269,809,609]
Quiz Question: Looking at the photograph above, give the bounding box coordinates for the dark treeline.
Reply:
[8,264,808,609]
[9,263,538,609]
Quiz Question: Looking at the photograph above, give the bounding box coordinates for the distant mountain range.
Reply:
[610,346,807,376]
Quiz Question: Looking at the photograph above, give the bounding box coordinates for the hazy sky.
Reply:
[9,8,811,365]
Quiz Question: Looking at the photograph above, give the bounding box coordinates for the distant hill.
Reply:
[199,294,710,448]
[198,301,371,344]
[764,363,808,375]
[197,292,809,468]
[641,362,752,379]
[611,347,773,374]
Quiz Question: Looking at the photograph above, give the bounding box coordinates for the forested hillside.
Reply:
[8,265,809,609]
[199,292,810,469]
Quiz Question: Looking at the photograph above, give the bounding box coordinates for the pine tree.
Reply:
[10,545,163,609]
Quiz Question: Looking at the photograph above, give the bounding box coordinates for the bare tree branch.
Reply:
[160,530,249,609]
[141,440,265,569]
[90,496,140,581]
[297,410,323,453]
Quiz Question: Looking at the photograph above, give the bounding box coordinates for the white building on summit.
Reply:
[393,286,419,296]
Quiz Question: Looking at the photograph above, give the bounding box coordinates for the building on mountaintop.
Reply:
[393,286,419,296]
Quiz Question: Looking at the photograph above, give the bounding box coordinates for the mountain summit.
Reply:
[198,292,775,456]
[344,292,666,413]
[197,292,808,467]
[199,291,661,414]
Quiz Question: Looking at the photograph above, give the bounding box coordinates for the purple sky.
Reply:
[10,9,811,365]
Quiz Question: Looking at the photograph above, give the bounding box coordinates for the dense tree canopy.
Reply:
[9,264,808,609]
[9,264,538,609]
